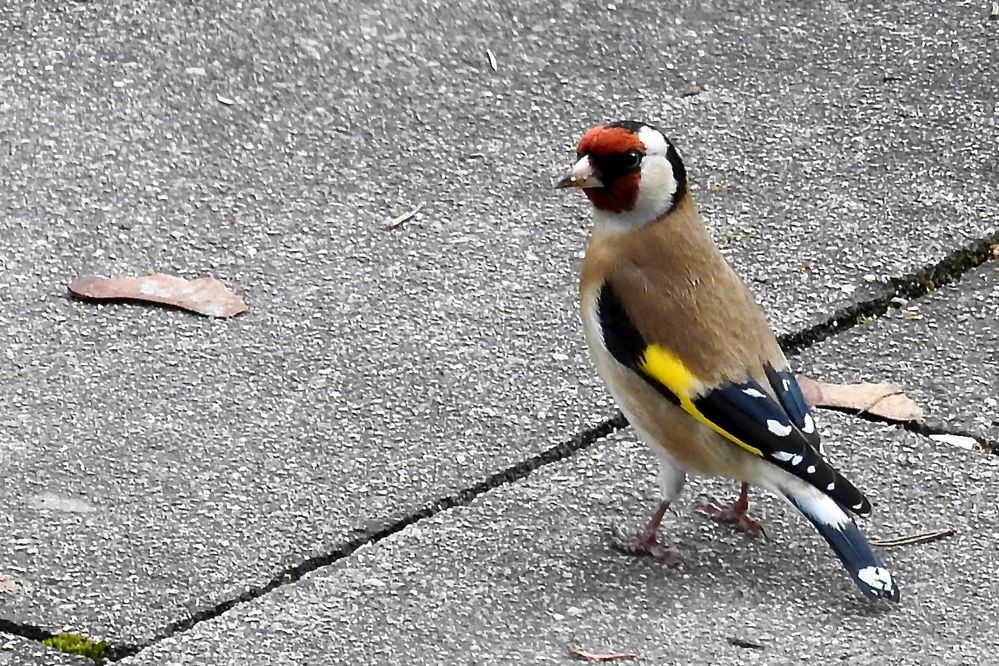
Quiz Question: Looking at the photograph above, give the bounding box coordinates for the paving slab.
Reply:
[119,414,999,665]
[0,0,996,646]
[0,634,90,666]
[800,261,999,443]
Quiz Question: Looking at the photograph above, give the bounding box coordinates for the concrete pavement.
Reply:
[116,416,999,666]
[0,0,996,663]
[800,262,999,446]
[1,633,89,666]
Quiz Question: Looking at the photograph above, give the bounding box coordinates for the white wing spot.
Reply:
[772,451,795,462]
[826,482,835,491]
[857,566,895,593]
[802,414,815,433]
[742,388,767,399]
[790,455,803,466]
[782,378,790,391]
[852,502,865,511]
[767,419,793,437]
[807,465,816,474]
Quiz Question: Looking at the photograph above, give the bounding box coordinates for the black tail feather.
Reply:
[785,492,900,602]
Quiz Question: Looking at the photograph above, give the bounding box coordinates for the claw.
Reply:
[695,484,767,539]
[608,524,682,564]
[607,500,681,564]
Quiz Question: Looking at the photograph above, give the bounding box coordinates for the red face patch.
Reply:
[574,125,645,214]
[582,172,641,213]
[576,125,644,160]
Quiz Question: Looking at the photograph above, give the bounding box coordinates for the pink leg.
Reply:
[609,501,681,564]
[695,482,766,538]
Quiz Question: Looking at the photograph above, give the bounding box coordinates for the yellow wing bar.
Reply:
[639,344,764,457]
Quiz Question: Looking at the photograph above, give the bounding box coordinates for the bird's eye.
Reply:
[623,149,642,169]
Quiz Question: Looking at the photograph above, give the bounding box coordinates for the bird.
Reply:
[555,120,899,602]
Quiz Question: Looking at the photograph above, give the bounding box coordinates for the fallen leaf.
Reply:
[796,375,923,422]
[384,201,425,229]
[68,274,247,318]
[566,645,637,662]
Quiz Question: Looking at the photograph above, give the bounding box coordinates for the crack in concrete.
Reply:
[779,233,999,356]
[0,619,57,646]
[93,413,629,662]
[5,233,996,662]
[893,419,996,454]
[0,620,100,665]
[815,405,997,453]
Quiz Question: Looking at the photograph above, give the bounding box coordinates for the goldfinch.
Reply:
[557,120,900,602]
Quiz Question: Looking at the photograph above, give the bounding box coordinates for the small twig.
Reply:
[566,645,638,662]
[485,47,498,71]
[728,637,764,650]
[870,528,956,548]
[384,201,425,230]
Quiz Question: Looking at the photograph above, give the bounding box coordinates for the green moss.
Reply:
[42,632,107,661]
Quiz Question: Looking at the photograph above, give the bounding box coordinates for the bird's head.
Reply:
[557,120,687,229]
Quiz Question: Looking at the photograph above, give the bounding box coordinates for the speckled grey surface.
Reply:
[801,262,999,443]
[0,0,996,649]
[118,415,999,666]
[0,634,90,666]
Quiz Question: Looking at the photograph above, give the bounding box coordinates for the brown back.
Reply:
[581,192,787,387]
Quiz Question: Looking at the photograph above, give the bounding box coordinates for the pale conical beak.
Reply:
[555,155,604,190]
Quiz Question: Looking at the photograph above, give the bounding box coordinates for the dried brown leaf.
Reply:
[566,645,637,662]
[796,374,824,407]
[68,274,247,318]
[796,375,922,422]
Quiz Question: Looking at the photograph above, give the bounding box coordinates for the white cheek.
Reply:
[635,156,677,211]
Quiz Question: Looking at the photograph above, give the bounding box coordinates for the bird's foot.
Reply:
[608,524,681,565]
[695,495,766,538]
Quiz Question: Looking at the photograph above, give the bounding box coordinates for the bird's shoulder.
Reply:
[584,243,784,387]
